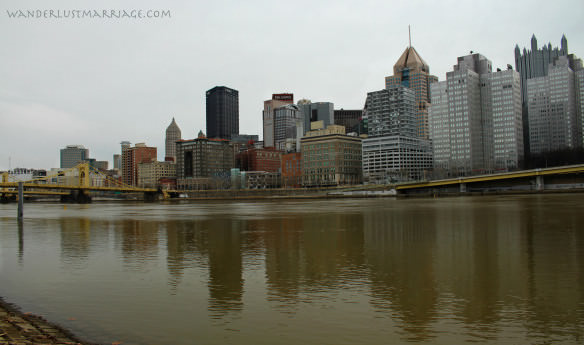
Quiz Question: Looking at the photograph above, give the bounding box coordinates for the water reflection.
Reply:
[17,219,23,264]
[60,218,91,268]
[363,201,438,342]
[124,222,157,275]
[2,195,584,344]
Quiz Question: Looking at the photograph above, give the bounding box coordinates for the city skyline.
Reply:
[1,0,583,170]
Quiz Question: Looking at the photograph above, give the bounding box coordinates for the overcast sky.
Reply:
[1,0,583,171]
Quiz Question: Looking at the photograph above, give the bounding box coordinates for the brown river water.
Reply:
[1,194,583,344]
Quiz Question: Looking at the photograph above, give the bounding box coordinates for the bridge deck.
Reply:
[0,183,156,193]
[396,164,584,190]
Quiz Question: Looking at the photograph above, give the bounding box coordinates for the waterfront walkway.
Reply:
[0,298,93,345]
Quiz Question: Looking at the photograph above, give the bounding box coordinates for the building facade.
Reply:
[206,86,239,140]
[577,68,584,144]
[60,145,89,169]
[113,154,121,171]
[362,86,432,182]
[165,117,182,162]
[297,101,334,135]
[334,109,363,134]
[481,69,524,171]
[121,143,157,186]
[236,147,282,173]
[263,94,294,148]
[527,55,583,154]
[175,133,234,190]
[274,104,303,151]
[301,124,362,186]
[137,161,176,188]
[429,53,524,177]
[281,152,302,187]
[385,46,438,139]
[515,35,569,155]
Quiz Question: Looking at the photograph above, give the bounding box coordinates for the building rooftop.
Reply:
[393,46,429,74]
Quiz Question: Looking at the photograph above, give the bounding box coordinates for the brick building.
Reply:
[281,152,302,187]
[121,143,157,186]
[237,147,282,172]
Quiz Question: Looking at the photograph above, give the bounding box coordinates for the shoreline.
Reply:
[0,297,97,345]
[4,186,584,203]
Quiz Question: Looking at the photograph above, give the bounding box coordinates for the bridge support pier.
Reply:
[459,183,467,193]
[1,193,16,203]
[535,175,544,191]
[18,182,23,219]
[61,189,92,203]
[144,191,158,202]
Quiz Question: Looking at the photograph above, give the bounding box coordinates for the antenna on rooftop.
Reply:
[408,25,411,48]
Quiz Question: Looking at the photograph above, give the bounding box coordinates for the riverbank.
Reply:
[0,297,95,345]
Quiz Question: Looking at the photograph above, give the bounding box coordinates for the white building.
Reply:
[429,53,523,177]
[481,69,524,171]
[527,55,583,154]
[362,86,432,182]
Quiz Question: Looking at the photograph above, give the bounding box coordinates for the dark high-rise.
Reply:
[514,35,568,156]
[206,86,239,140]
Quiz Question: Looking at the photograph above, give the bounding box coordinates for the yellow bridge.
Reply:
[1,163,165,202]
[395,164,584,194]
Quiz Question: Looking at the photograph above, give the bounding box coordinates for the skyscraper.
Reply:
[60,145,89,169]
[206,86,239,140]
[297,101,334,135]
[515,35,569,155]
[526,55,583,154]
[273,104,303,151]
[385,45,438,139]
[263,93,293,148]
[165,117,182,162]
[334,109,363,134]
[429,53,523,176]
[362,86,432,182]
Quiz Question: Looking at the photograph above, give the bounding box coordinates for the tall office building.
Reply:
[577,67,584,143]
[165,117,182,162]
[429,53,524,176]
[206,86,239,140]
[273,104,303,151]
[60,145,89,169]
[362,86,432,182]
[527,55,583,154]
[385,46,438,139]
[515,35,568,105]
[481,69,524,171]
[334,109,363,134]
[297,101,334,135]
[263,93,293,148]
[515,35,569,155]
[113,154,121,171]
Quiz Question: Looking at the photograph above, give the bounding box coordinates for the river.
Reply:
[1,194,583,344]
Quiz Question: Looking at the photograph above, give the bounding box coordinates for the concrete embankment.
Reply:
[0,297,96,345]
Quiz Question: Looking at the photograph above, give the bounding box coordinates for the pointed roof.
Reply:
[166,117,181,133]
[393,46,429,74]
